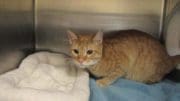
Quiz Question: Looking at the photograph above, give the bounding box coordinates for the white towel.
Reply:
[0,52,89,101]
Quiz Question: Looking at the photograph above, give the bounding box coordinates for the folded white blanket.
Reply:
[0,52,89,101]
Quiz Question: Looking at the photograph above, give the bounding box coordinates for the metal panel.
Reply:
[0,0,34,73]
[36,0,164,54]
[165,0,180,16]
[163,0,180,40]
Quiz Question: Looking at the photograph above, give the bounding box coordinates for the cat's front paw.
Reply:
[96,79,110,87]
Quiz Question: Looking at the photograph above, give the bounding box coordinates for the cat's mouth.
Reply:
[78,64,89,68]
[73,60,99,68]
[75,62,93,68]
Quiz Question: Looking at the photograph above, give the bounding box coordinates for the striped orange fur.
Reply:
[67,29,180,87]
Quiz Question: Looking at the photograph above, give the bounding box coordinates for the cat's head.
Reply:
[67,30,103,68]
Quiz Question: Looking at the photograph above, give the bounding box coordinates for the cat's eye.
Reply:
[87,50,93,55]
[73,49,79,54]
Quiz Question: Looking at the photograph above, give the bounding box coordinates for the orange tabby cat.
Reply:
[67,29,180,87]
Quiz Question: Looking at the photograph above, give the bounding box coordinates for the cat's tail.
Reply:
[171,55,180,70]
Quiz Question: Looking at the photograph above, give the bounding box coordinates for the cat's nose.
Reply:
[78,58,84,64]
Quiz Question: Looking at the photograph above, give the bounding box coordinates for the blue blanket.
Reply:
[90,78,180,101]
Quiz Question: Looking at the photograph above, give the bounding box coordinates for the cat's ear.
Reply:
[67,30,78,44]
[93,31,103,44]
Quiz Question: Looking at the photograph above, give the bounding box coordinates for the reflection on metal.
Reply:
[163,0,180,40]
[36,0,164,54]
[0,0,33,12]
[0,0,34,49]
[36,11,161,54]
[0,0,34,73]
[0,50,26,74]
[165,0,180,16]
[37,0,163,15]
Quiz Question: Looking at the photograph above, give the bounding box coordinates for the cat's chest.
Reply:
[87,60,116,77]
